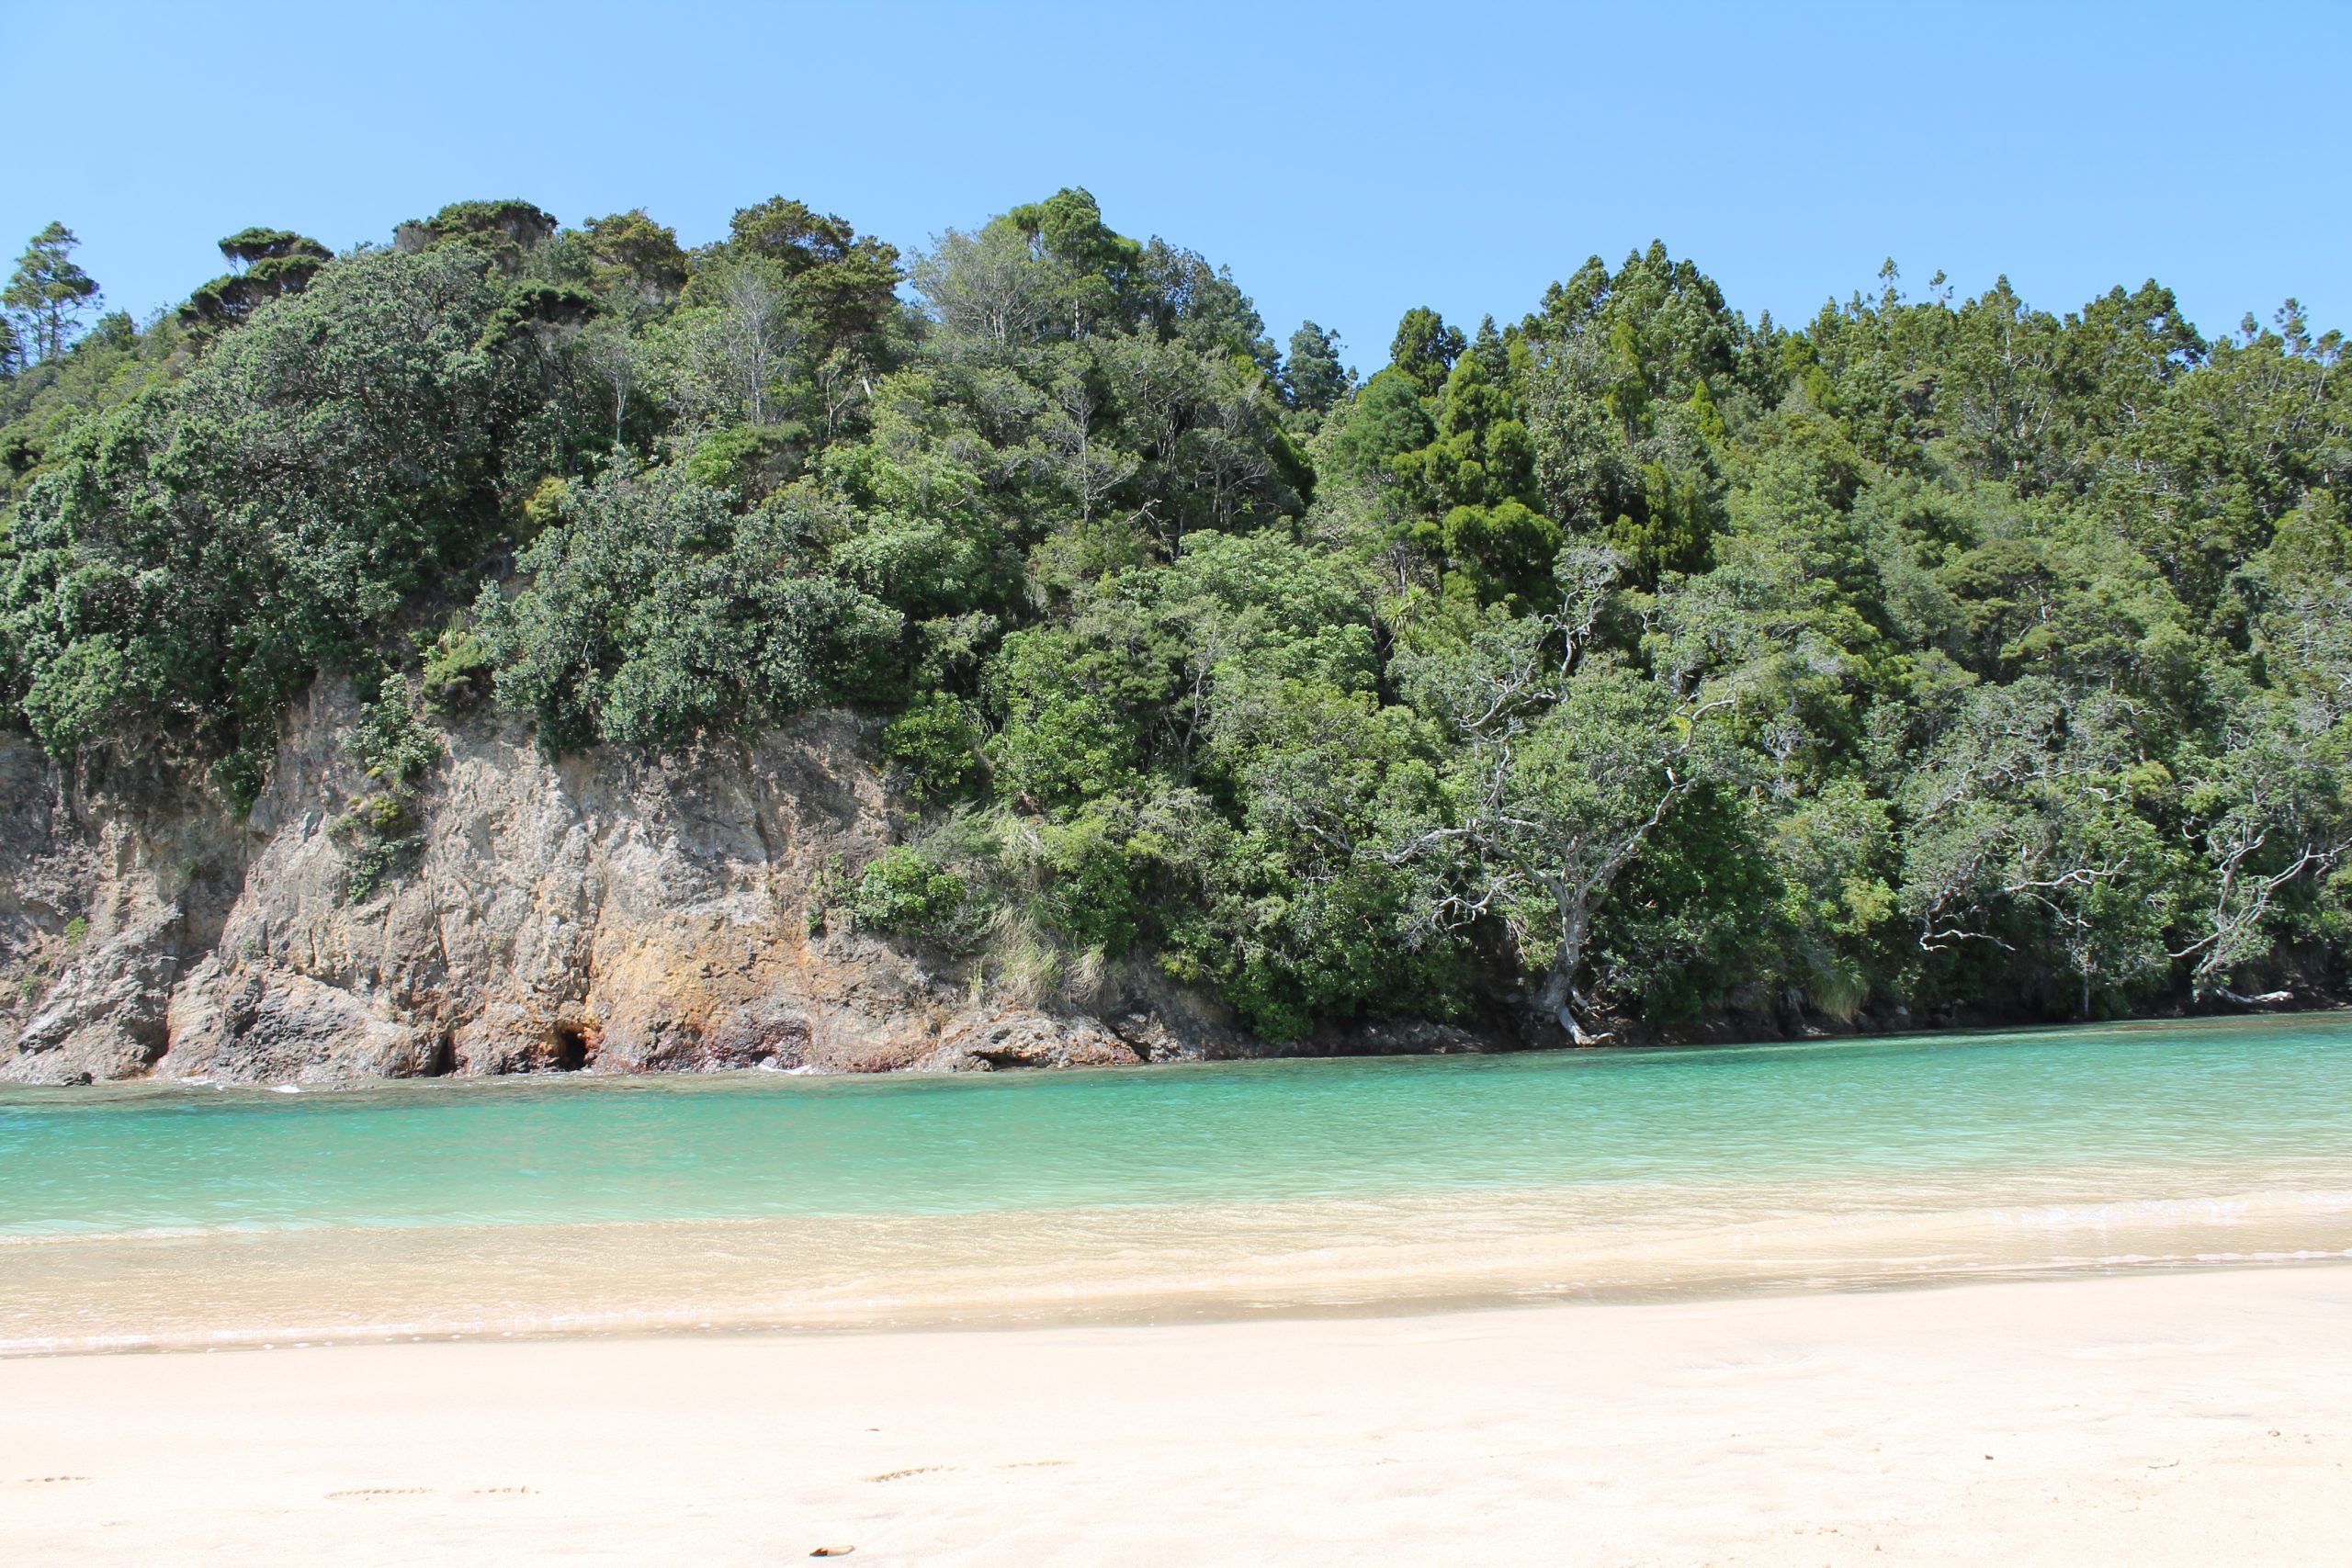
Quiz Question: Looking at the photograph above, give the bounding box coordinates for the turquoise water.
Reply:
[11,1014,2352,1235]
[5,1014,2351,1349]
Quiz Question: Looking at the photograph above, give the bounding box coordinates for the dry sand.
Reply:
[3,1265,2347,1566]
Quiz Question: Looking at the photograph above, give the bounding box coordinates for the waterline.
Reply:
[6,1015,2351,1350]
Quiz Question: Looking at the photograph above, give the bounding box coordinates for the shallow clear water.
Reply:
[5,1014,2351,1350]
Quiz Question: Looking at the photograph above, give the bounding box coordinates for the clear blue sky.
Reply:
[10,1,2346,371]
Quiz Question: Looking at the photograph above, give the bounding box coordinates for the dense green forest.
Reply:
[4,194,2347,1043]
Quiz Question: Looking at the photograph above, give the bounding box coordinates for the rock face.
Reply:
[0,739,228,1084]
[0,682,1250,1085]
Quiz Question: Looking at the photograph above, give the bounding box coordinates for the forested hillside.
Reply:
[5,193,2347,1045]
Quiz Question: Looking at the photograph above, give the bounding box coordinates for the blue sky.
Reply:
[11,1,2346,370]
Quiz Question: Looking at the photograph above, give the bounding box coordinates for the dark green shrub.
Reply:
[418,626,495,715]
[344,675,442,784]
[849,845,975,941]
[883,694,984,802]
[1035,815,1138,955]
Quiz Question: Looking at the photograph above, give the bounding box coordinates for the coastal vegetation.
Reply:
[4,195,2347,1043]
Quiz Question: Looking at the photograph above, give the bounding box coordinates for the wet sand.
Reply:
[3,1264,2346,1565]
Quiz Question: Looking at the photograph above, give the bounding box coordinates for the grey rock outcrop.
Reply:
[0,682,1249,1085]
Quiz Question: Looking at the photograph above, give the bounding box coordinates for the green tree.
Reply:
[580,209,689,310]
[5,245,537,799]
[724,196,902,365]
[5,222,102,362]
[394,199,559,275]
[179,228,333,334]
[1389,307,1464,397]
[476,460,898,751]
[1388,547,1735,1042]
[1282,321,1351,414]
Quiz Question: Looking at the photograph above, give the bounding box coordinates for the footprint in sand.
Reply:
[865,1465,951,1483]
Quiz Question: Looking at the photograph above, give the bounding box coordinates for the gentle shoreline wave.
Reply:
[9,1175,2350,1355]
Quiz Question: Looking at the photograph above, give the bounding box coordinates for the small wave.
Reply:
[2002,1190,2352,1229]
[6,1173,2352,1355]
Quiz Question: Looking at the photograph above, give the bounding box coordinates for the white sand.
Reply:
[3,1265,2347,1566]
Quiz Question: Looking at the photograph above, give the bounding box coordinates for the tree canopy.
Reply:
[3,202,2346,1043]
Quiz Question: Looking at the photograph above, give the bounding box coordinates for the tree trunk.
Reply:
[1528,880,1611,1044]
[1534,963,1610,1046]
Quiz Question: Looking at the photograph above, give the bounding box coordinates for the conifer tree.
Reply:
[4,222,101,362]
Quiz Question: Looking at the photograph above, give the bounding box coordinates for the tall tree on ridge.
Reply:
[1283,321,1352,413]
[5,222,102,363]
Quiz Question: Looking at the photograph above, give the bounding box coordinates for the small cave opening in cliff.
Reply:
[549,1023,590,1072]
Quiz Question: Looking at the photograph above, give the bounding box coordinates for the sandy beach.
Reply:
[3,1264,2346,1565]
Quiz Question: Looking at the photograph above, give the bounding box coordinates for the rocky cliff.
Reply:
[0,682,1296,1085]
